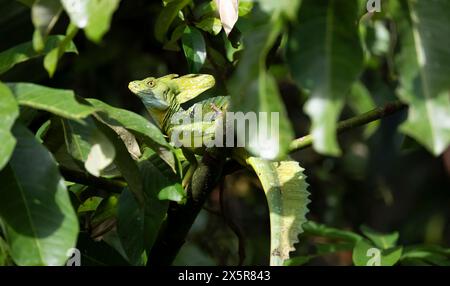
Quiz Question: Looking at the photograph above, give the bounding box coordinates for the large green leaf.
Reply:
[288,0,363,156]
[246,157,310,266]
[0,35,77,75]
[154,0,191,42]
[7,83,97,120]
[229,19,294,159]
[31,0,62,51]
[61,0,120,42]
[182,26,206,73]
[396,0,450,155]
[0,82,19,170]
[86,99,169,149]
[0,123,78,266]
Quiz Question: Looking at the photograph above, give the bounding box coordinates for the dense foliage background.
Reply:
[0,0,449,266]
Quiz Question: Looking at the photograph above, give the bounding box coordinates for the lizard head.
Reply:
[128,76,172,111]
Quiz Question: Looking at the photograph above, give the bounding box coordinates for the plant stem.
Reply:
[148,151,225,266]
[289,100,407,153]
[59,166,126,192]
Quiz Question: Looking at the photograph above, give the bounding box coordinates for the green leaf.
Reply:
[117,160,170,265]
[288,0,363,156]
[95,120,145,206]
[0,123,78,266]
[61,0,120,42]
[246,157,310,266]
[163,23,186,51]
[303,221,363,243]
[182,26,207,73]
[0,82,19,170]
[0,236,12,266]
[44,23,78,77]
[0,35,77,75]
[86,99,169,150]
[401,245,450,266]
[360,225,399,250]
[7,83,97,120]
[62,117,116,177]
[284,255,314,266]
[229,20,294,159]
[352,239,403,266]
[396,0,450,155]
[195,17,222,35]
[154,0,191,42]
[77,196,103,213]
[348,82,379,138]
[31,0,62,51]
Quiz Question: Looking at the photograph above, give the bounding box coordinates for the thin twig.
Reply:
[289,100,407,153]
[59,166,126,192]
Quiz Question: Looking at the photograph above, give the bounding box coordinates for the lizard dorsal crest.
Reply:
[172,74,216,104]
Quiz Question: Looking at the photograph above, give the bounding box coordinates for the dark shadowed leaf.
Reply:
[0,123,78,266]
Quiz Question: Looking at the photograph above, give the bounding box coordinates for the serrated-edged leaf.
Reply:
[396,0,450,155]
[247,157,310,266]
[0,123,78,266]
[215,0,238,36]
[229,20,294,159]
[7,83,96,120]
[182,26,207,73]
[352,239,403,266]
[288,0,363,156]
[360,225,399,249]
[31,0,62,52]
[0,82,19,170]
[154,0,191,43]
[0,35,77,75]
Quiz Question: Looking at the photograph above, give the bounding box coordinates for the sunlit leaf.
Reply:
[246,157,310,266]
[396,0,450,155]
[0,82,19,170]
[182,26,206,73]
[288,0,363,156]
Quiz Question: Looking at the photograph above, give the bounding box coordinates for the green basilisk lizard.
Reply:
[128,73,310,266]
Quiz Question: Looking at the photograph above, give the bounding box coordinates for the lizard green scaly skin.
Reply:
[129,74,310,266]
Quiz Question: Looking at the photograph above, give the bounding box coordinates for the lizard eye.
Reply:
[146,79,156,88]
